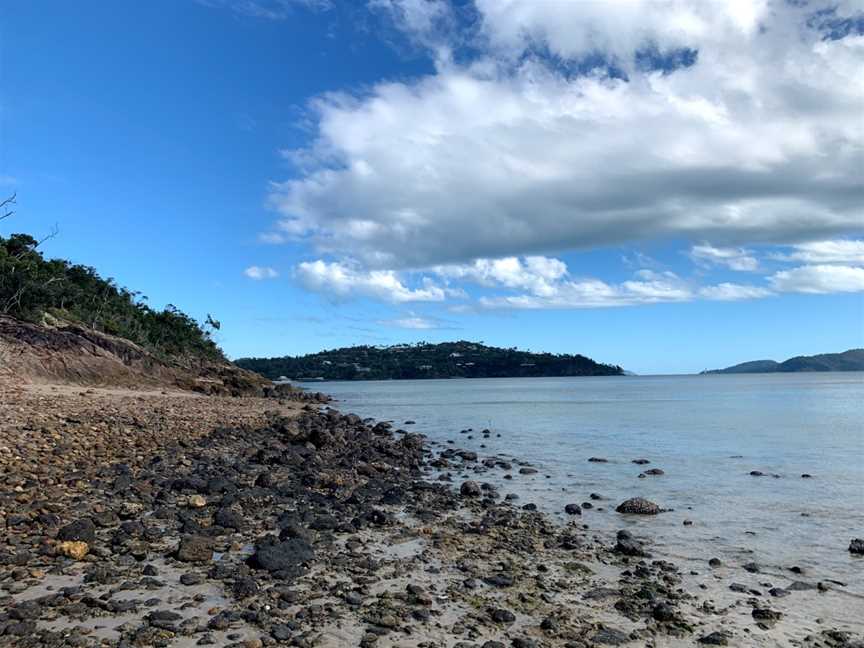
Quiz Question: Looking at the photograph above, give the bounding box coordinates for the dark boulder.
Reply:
[174,535,213,563]
[57,518,96,544]
[698,632,731,645]
[214,508,245,531]
[460,481,482,497]
[616,497,661,515]
[849,538,864,555]
[248,537,314,579]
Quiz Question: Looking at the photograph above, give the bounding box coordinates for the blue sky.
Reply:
[2,0,862,375]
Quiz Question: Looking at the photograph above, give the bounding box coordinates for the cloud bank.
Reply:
[263,1,864,310]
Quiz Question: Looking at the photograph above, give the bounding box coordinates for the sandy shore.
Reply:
[1,383,862,647]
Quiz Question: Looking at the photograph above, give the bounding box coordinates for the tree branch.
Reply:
[0,193,15,222]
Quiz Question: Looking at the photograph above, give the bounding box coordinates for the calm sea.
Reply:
[303,373,864,591]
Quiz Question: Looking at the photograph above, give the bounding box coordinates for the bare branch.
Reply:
[34,223,60,248]
[0,193,15,222]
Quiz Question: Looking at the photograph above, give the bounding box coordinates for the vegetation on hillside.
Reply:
[236,341,623,381]
[702,349,864,374]
[0,195,223,361]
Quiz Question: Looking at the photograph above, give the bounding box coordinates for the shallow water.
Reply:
[305,373,864,592]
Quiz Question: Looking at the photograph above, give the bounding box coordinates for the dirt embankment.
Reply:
[0,315,271,396]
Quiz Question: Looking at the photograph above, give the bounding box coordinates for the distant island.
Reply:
[235,341,623,381]
[702,349,864,374]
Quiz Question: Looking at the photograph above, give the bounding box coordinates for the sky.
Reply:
[1,0,863,375]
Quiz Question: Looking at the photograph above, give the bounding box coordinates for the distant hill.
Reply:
[703,349,864,374]
[236,341,623,381]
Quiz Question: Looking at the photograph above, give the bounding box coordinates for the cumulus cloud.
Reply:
[434,256,567,297]
[475,266,693,309]
[295,260,454,303]
[690,243,758,271]
[772,239,864,265]
[268,0,864,270]
[244,265,279,279]
[769,264,864,294]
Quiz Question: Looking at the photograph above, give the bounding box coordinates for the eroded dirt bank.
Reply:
[0,384,862,648]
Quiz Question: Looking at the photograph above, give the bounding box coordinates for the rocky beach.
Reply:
[1,381,862,648]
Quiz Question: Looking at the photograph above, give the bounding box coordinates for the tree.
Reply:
[1,194,223,360]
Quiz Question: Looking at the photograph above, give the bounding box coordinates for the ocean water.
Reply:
[304,373,864,591]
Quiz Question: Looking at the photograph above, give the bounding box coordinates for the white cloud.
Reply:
[773,239,864,265]
[295,259,452,303]
[380,315,447,330]
[434,256,567,297]
[476,0,769,65]
[699,282,773,301]
[690,243,758,271]
[244,265,279,280]
[268,1,864,270]
[479,267,692,309]
[769,264,864,294]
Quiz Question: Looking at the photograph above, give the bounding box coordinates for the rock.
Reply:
[752,607,782,622]
[616,497,661,515]
[750,470,765,476]
[460,481,482,497]
[652,602,677,622]
[57,541,89,560]
[489,608,516,623]
[57,518,96,544]
[849,538,864,555]
[512,639,536,648]
[743,562,760,573]
[698,631,731,645]
[615,530,649,557]
[248,537,314,578]
[188,494,207,508]
[518,467,538,474]
[175,535,213,563]
[643,468,664,475]
[588,457,608,463]
[148,609,183,630]
[233,576,260,598]
[180,572,203,586]
[271,624,292,641]
[708,558,723,568]
[632,458,650,464]
[564,503,581,515]
[214,507,245,531]
[591,627,630,645]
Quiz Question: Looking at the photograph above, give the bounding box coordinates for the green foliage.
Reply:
[0,230,223,361]
[236,341,623,381]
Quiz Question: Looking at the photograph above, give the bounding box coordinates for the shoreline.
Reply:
[1,384,861,647]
